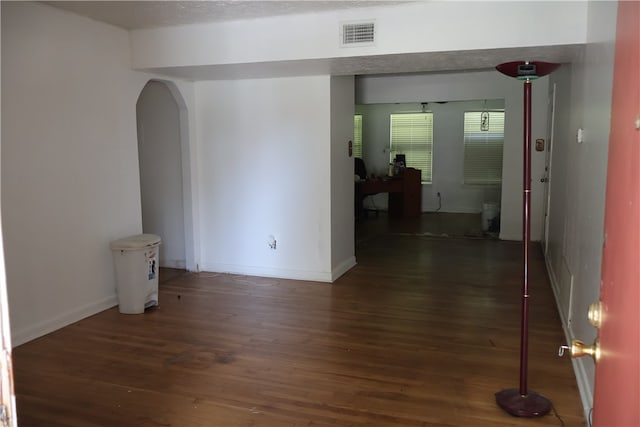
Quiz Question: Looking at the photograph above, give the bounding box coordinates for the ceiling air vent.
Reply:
[341,21,375,47]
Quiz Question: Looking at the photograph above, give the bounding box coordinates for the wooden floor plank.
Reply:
[13,214,585,426]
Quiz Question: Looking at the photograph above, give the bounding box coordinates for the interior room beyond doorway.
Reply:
[355,99,505,239]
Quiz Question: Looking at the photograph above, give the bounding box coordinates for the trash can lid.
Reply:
[111,234,161,250]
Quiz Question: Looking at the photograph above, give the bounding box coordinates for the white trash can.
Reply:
[110,234,161,314]
[481,203,500,232]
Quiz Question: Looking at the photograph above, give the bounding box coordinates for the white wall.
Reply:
[356,71,549,241]
[330,76,356,279]
[194,76,336,281]
[545,1,618,416]
[137,81,186,269]
[130,1,587,72]
[355,100,504,214]
[1,2,150,346]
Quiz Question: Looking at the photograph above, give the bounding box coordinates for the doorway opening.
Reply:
[354,99,504,242]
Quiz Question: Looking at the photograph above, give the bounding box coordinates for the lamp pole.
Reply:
[494,61,559,418]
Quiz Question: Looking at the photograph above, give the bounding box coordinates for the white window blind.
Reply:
[353,115,363,159]
[463,111,505,185]
[390,113,433,183]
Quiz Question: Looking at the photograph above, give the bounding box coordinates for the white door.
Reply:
[541,83,556,254]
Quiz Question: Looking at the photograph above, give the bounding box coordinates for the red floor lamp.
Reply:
[494,61,560,417]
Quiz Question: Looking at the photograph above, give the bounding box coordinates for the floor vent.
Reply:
[341,21,375,46]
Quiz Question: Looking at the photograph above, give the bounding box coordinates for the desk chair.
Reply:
[354,158,379,218]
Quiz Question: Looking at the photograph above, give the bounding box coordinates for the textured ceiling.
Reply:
[45,1,406,30]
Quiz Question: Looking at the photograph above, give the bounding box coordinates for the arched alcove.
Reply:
[136,80,188,269]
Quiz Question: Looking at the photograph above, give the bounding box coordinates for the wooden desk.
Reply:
[355,168,422,219]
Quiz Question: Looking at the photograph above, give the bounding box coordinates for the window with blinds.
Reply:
[389,113,433,183]
[463,111,505,185]
[353,115,363,159]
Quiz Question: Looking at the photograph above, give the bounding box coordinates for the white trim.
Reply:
[425,208,483,214]
[160,259,186,269]
[200,263,333,283]
[12,295,118,347]
[572,356,594,424]
[545,256,593,422]
[542,83,557,254]
[498,233,543,242]
[331,257,357,282]
[499,233,522,241]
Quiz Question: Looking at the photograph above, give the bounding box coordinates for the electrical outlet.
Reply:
[268,235,277,250]
[437,192,441,197]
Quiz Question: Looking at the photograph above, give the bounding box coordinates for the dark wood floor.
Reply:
[13,213,585,426]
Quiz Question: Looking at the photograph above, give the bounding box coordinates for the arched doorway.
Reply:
[136,80,186,269]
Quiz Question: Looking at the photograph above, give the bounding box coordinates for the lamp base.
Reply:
[495,389,552,417]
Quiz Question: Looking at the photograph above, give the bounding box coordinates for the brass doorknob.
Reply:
[559,339,600,363]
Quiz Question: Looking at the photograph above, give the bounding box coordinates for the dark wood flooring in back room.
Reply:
[13,212,586,426]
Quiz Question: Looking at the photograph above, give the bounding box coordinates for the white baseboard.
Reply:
[499,233,521,241]
[331,256,356,282]
[12,294,118,348]
[545,256,593,422]
[499,233,542,242]
[199,262,333,283]
[572,355,594,424]
[425,207,482,214]
[161,259,186,269]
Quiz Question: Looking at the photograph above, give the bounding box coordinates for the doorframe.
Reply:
[0,219,17,425]
[541,83,557,254]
